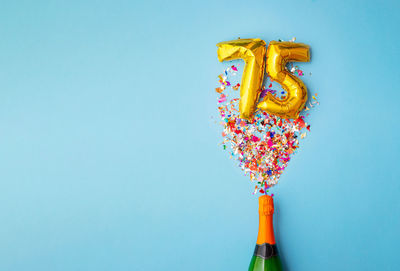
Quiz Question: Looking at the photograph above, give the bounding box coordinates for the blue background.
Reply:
[0,0,399,270]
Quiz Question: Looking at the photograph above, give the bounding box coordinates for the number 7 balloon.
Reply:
[216,39,266,120]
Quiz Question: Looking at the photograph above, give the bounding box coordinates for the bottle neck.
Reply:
[256,195,276,245]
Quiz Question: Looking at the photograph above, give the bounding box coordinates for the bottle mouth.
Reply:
[259,195,274,215]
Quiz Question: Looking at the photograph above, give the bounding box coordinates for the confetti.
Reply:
[233,83,240,90]
[214,62,318,195]
[215,86,225,93]
[218,94,227,103]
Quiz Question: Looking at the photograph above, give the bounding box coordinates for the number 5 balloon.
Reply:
[258,41,310,119]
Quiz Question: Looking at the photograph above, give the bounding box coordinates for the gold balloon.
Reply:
[257,41,310,119]
[216,39,266,120]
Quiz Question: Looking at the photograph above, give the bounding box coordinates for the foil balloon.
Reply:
[257,41,310,119]
[216,39,266,120]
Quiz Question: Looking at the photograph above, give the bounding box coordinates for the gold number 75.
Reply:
[217,39,310,120]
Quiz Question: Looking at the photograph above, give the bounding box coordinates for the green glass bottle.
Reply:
[248,195,283,271]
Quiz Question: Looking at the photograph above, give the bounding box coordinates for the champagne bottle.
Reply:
[248,195,283,271]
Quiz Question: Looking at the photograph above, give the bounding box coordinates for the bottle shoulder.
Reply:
[248,255,282,271]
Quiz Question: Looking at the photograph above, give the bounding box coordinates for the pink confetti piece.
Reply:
[218,94,227,103]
